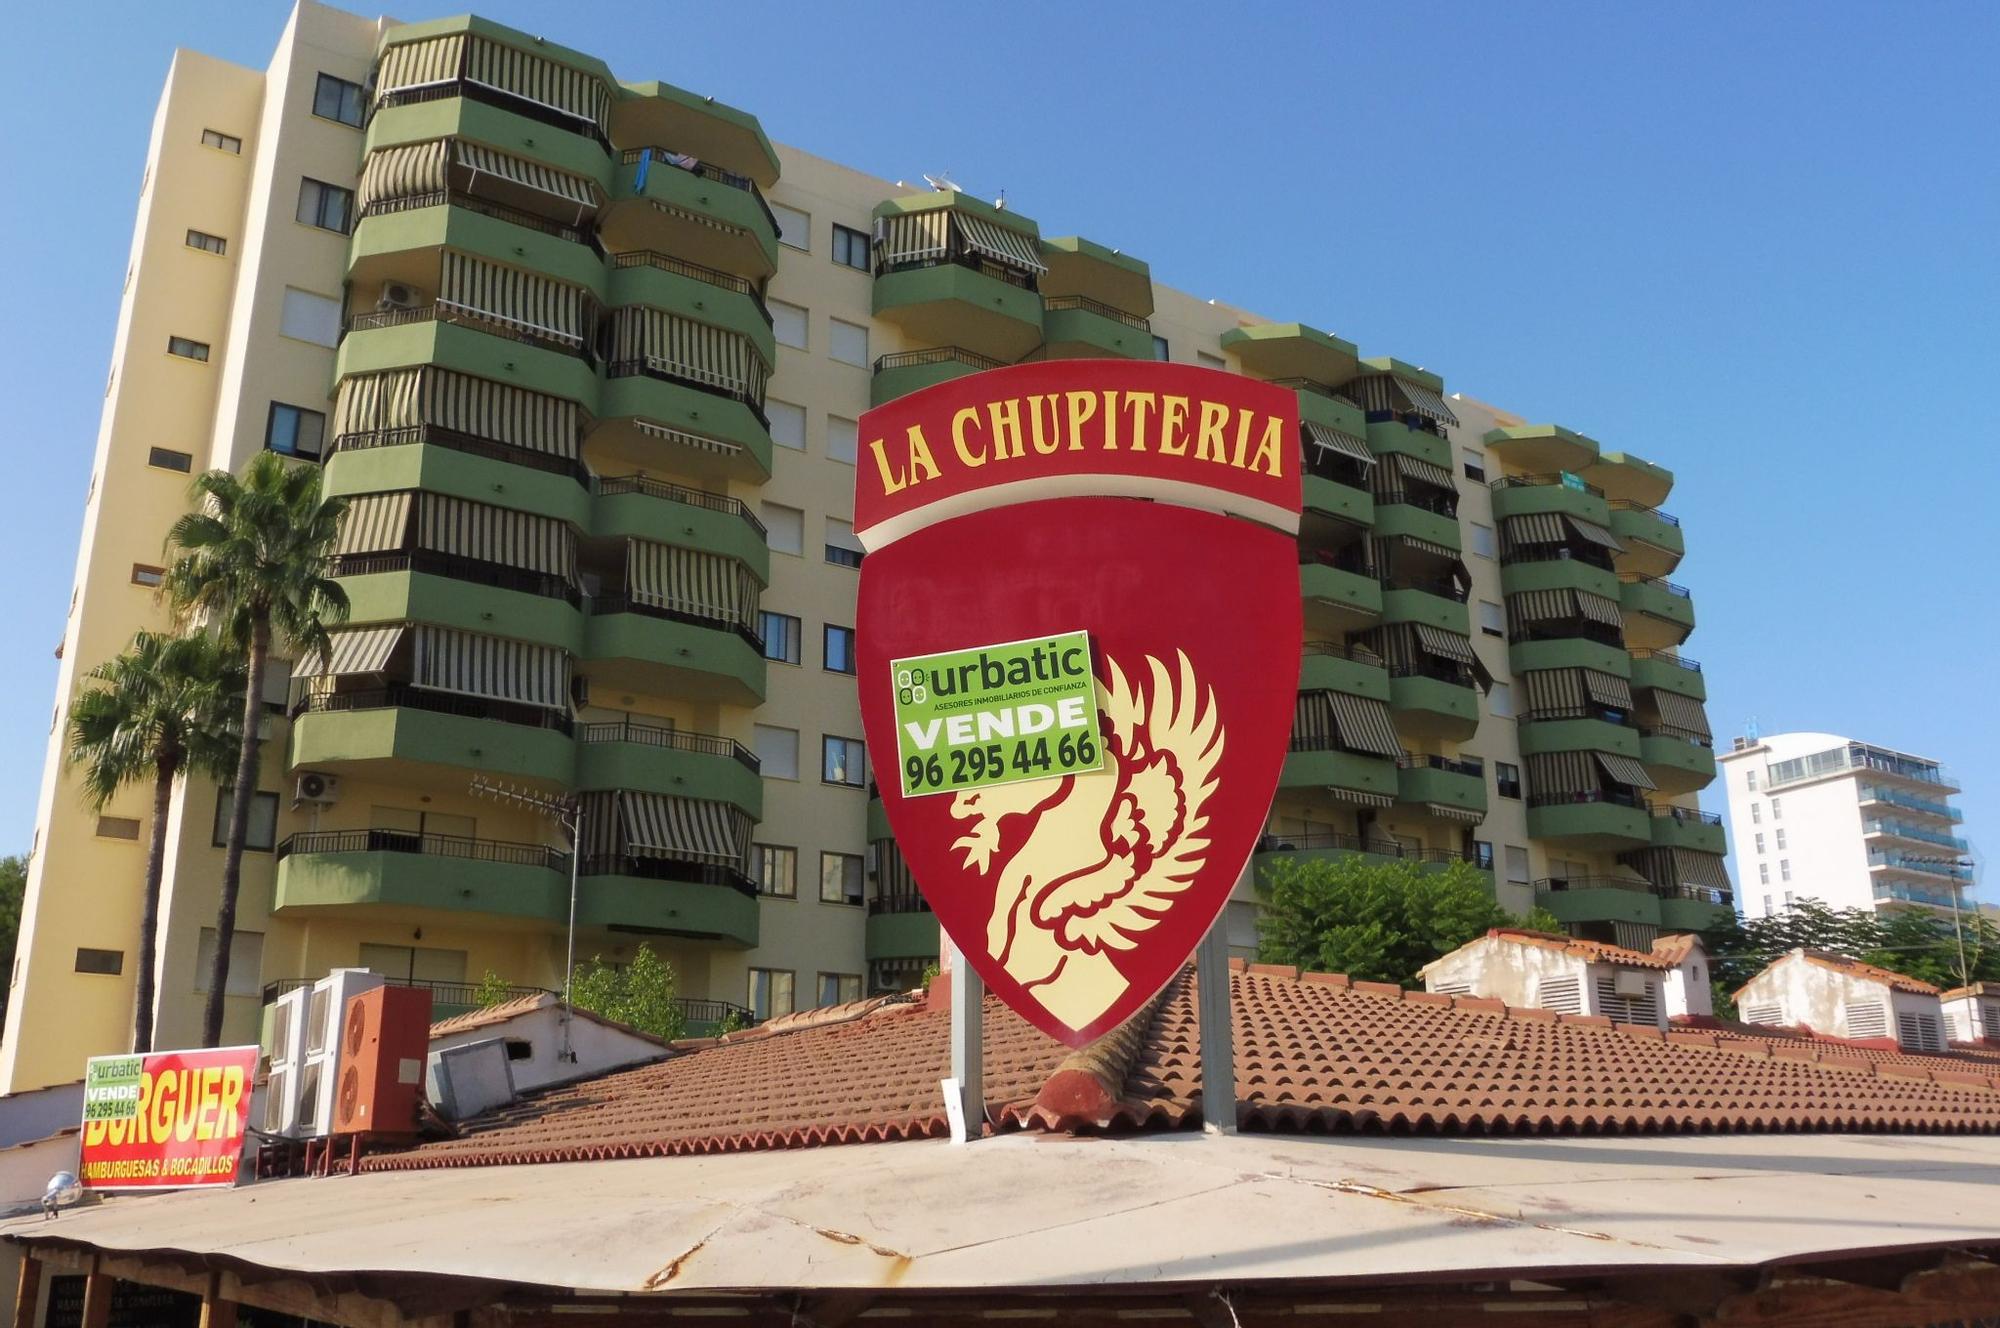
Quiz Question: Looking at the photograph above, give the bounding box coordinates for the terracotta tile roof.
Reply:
[1673,1015,2000,1077]
[1478,928,1678,970]
[1942,982,2000,1001]
[427,993,674,1049]
[1795,949,1942,996]
[1649,933,1703,966]
[365,961,2000,1172]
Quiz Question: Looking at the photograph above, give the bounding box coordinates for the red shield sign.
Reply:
[856,362,1302,1046]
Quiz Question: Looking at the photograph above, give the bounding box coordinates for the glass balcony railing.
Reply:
[1770,744,1958,792]
[1868,850,1974,882]
[1873,882,1968,909]
[1862,819,1971,853]
[1858,784,1963,821]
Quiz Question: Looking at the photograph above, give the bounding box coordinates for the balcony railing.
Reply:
[1499,546,1616,573]
[1527,787,1645,810]
[580,852,758,899]
[1628,648,1702,673]
[868,892,934,916]
[1650,805,1723,826]
[1638,723,1713,748]
[328,424,590,487]
[1658,883,1734,907]
[1302,639,1386,666]
[1300,546,1374,575]
[360,190,595,247]
[1376,489,1458,518]
[1862,819,1970,852]
[874,346,1008,375]
[371,79,609,149]
[610,250,771,326]
[1509,622,1627,650]
[1859,785,1964,822]
[344,302,595,365]
[1387,662,1477,688]
[290,682,574,735]
[1383,574,1468,603]
[1041,294,1151,331]
[1868,850,1974,882]
[1534,874,1652,895]
[1287,733,1393,758]
[604,357,769,431]
[1520,705,1633,728]
[1873,882,1968,909]
[578,718,759,773]
[618,146,779,237]
[1267,377,1357,405]
[1489,473,1605,498]
[261,976,553,1008]
[328,550,581,605]
[1771,745,1958,792]
[1618,574,1692,598]
[1609,498,1680,527]
[1398,753,1485,777]
[877,249,1039,291]
[588,593,764,651]
[1257,831,1483,866]
[594,473,767,537]
[277,828,569,870]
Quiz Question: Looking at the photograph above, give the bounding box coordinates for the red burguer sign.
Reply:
[856,360,1303,1045]
[79,1045,256,1190]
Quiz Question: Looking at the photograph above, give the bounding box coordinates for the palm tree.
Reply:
[165,451,349,1045]
[67,632,242,1052]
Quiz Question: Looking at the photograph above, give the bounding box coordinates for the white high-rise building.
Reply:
[1719,732,1973,921]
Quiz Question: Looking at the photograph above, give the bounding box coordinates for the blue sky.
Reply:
[1,2,1996,884]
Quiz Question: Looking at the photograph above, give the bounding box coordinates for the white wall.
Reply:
[1736,952,1943,1048]
[429,1004,667,1095]
[1422,937,1586,1010]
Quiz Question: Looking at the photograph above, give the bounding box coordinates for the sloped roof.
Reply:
[1740,949,1944,998]
[1650,932,1705,966]
[1942,982,2000,1001]
[428,992,674,1048]
[1477,928,1678,970]
[366,961,2000,1173]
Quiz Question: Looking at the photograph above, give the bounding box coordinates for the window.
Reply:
[1477,600,1504,638]
[1504,845,1530,886]
[265,403,327,460]
[824,625,856,674]
[825,517,863,568]
[1770,797,1782,820]
[1754,833,1765,853]
[1469,522,1497,559]
[357,942,467,984]
[1461,449,1487,482]
[748,968,795,1019]
[1758,863,1770,885]
[770,300,808,349]
[1495,762,1522,799]
[1197,351,1226,370]
[312,73,365,127]
[1776,829,1787,850]
[760,612,801,664]
[1151,335,1170,361]
[1488,681,1514,718]
[279,288,341,347]
[185,229,227,256]
[211,789,280,852]
[129,564,165,588]
[826,415,859,465]
[1763,894,1773,915]
[148,447,194,474]
[831,223,870,271]
[829,319,869,367]
[819,973,863,1006]
[1746,769,1758,791]
[754,725,800,780]
[822,735,866,787]
[1471,840,1495,871]
[751,844,797,898]
[1780,859,1792,882]
[193,928,265,996]
[820,852,864,906]
[767,399,806,451]
[771,202,810,250]
[1784,890,1794,907]
[761,503,804,555]
[167,337,210,362]
[201,129,242,154]
[94,816,141,841]
[1751,803,1762,824]
[75,949,124,976]
[296,177,355,233]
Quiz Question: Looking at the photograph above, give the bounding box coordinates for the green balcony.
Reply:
[1584,452,1673,508]
[337,570,585,655]
[1650,808,1726,856]
[1299,561,1383,622]
[593,373,773,480]
[1608,503,1685,578]
[1366,419,1450,470]
[1299,647,1391,702]
[1039,237,1154,319]
[866,907,940,963]
[591,479,770,584]
[1658,892,1735,933]
[607,255,776,367]
[273,834,568,920]
[583,607,766,706]
[323,440,590,528]
[576,869,759,947]
[574,726,763,820]
[1280,748,1398,802]
[1628,651,1706,702]
[1302,475,1373,527]
[1388,675,1479,743]
[1526,800,1652,849]
[1219,323,1359,385]
[871,347,1007,408]
[867,796,891,844]
[1509,638,1630,678]
[289,705,573,791]
[1380,586,1471,635]
[337,318,599,412]
[1620,578,1697,649]
[1040,297,1153,360]
[1372,501,1461,551]
[365,95,612,193]
[1482,425,1599,474]
[606,155,779,280]
[1517,718,1641,760]
[1489,477,1611,528]
[1534,881,1662,930]
[611,82,780,190]
[873,263,1044,362]
[1640,734,1718,795]
[1500,556,1621,602]
[1396,760,1487,820]
[349,202,607,299]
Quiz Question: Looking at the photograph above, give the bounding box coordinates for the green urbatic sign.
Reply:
[892,630,1104,798]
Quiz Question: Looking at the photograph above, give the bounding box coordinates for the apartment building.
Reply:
[0,2,1733,1094]
[1720,732,1974,921]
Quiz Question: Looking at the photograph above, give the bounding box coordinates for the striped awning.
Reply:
[1582,669,1633,710]
[412,625,569,710]
[1524,668,1586,714]
[1564,514,1626,553]
[454,141,600,216]
[332,369,420,440]
[463,35,610,132]
[376,34,465,96]
[1327,692,1403,758]
[1576,590,1624,628]
[1502,512,1566,546]
[620,792,751,867]
[1652,689,1712,741]
[1323,785,1396,809]
[1384,452,1456,492]
[357,139,450,210]
[1509,588,1575,627]
[1672,848,1731,890]
[626,539,762,631]
[1420,802,1486,826]
[439,251,587,347]
[1593,751,1658,791]
[609,308,769,400]
[1292,692,1336,749]
[1412,623,1477,666]
[649,199,751,238]
[953,213,1048,274]
[874,840,918,898]
[633,419,741,456]
[416,493,576,581]
[297,626,406,678]
[332,367,583,460]
[1349,375,1460,428]
[576,791,622,859]
[333,492,413,556]
[1527,751,1596,800]
[1302,420,1374,467]
[874,211,952,267]
[1398,381,1460,428]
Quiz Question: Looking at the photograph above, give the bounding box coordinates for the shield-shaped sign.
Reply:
[855,361,1302,1046]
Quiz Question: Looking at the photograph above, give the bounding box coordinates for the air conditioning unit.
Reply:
[376,282,419,311]
[332,985,433,1139]
[864,843,880,877]
[1613,970,1652,998]
[261,985,310,1135]
[295,772,340,805]
[296,968,384,1138]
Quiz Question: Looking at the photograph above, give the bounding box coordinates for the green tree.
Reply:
[1256,856,1531,987]
[64,632,242,1051]
[164,453,348,1046]
[568,944,686,1041]
[0,855,26,1028]
[472,969,516,1009]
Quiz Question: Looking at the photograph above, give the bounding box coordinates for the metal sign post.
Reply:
[944,940,984,1144]
[1195,917,1235,1134]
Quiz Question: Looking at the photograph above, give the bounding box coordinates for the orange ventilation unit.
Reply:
[331,985,433,1138]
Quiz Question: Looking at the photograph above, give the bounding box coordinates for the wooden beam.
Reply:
[10,1255,40,1328]
[78,1270,114,1328]
[200,1271,238,1328]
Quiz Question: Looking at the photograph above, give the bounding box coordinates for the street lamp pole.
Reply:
[470,777,582,1062]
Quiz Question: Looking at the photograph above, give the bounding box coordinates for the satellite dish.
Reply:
[42,1172,81,1219]
[922,173,962,194]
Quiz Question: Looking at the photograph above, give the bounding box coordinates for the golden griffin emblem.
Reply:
[948,651,1225,1029]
